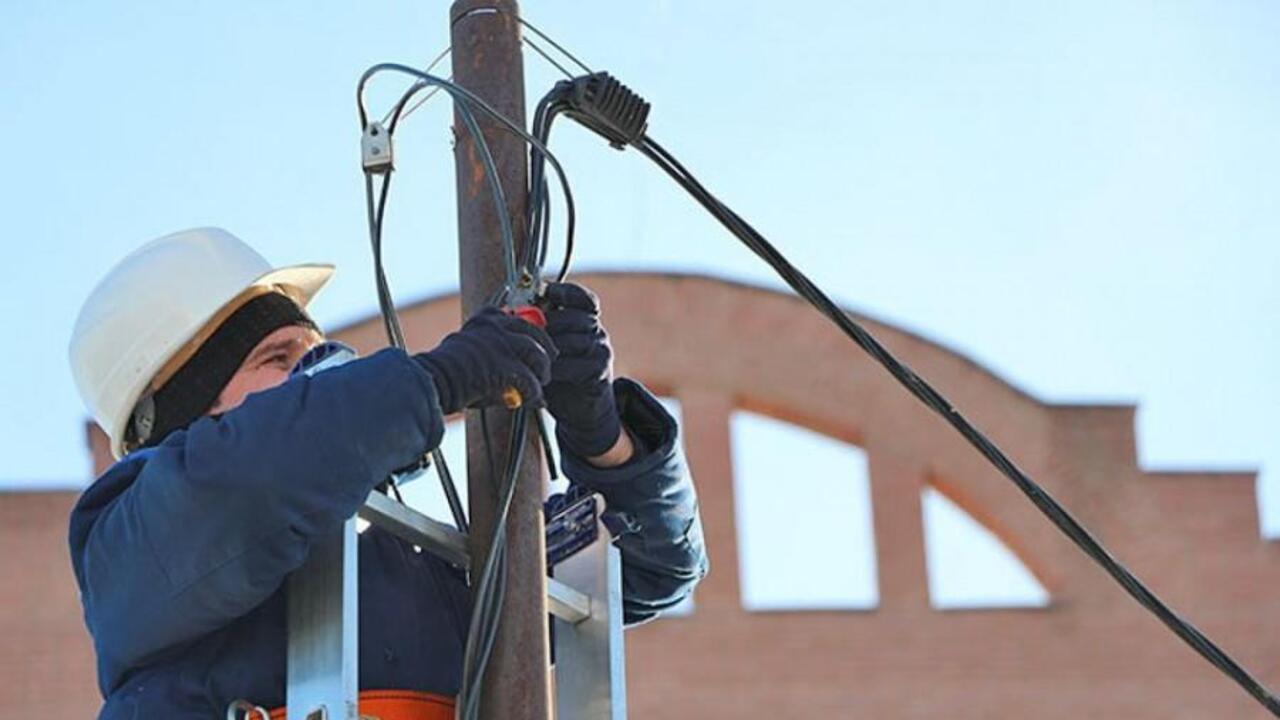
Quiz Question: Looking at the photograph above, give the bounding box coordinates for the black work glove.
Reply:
[542,283,622,458]
[415,306,558,415]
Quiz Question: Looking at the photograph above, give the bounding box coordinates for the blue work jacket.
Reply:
[68,348,707,719]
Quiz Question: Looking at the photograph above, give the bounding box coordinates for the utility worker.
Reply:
[67,227,707,719]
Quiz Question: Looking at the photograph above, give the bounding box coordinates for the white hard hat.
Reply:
[69,227,334,459]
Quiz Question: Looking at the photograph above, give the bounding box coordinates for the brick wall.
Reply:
[16,272,1277,719]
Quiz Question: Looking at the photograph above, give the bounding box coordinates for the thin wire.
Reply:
[387,77,437,136]
[516,15,593,74]
[469,13,588,280]
[454,6,593,75]
[447,12,579,280]
[380,45,452,126]
[398,83,449,126]
[522,36,573,79]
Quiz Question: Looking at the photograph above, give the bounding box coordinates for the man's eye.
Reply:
[262,353,290,367]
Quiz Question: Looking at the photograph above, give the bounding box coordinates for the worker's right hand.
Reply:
[414,306,558,415]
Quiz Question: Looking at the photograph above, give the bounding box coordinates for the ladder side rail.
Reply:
[286,517,360,720]
[553,520,627,720]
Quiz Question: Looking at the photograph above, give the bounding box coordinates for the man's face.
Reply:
[207,325,323,415]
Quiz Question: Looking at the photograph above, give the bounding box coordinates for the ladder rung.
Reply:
[547,578,591,624]
[360,492,596,625]
[359,491,469,567]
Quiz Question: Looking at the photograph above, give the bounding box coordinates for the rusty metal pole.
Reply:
[449,2,553,719]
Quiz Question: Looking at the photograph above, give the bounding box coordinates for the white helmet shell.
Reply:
[69,227,334,459]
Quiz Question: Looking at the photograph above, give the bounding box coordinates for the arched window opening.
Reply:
[921,486,1049,610]
[730,411,878,611]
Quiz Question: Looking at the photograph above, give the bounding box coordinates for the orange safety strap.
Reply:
[268,689,455,720]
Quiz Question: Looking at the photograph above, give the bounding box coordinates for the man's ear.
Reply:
[206,390,228,416]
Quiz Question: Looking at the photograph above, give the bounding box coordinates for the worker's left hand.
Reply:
[541,282,622,458]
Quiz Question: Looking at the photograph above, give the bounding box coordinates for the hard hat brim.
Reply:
[252,263,335,309]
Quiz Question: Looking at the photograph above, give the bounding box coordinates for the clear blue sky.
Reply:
[1,0,1276,561]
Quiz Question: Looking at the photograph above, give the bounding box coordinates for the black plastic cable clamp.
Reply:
[558,72,650,150]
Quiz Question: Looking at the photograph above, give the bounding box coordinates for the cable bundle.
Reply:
[532,69,1280,715]
[356,63,575,720]
[351,18,1280,715]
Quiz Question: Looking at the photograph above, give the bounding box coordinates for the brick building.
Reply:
[3,272,1276,718]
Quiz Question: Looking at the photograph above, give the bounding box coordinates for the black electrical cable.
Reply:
[525,95,574,281]
[432,442,469,536]
[514,91,572,479]
[524,95,554,272]
[359,65,573,719]
[363,166,469,533]
[364,82,500,534]
[388,64,566,518]
[361,66,566,536]
[387,79,430,136]
[458,407,530,720]
[522,95,574,479]
[360,19,1280,712]
[365,173,405,347]
[380,45,452,127]
[357,63,577,290]
[362,74,518,289]
[624,130,1280,717]
[376,54,576,286]
[387,477,405,505]
[517,18,589,281]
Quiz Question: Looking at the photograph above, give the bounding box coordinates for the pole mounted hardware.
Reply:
[360,122,394,174]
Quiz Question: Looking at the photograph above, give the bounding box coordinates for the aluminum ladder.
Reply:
[281,488,625,720]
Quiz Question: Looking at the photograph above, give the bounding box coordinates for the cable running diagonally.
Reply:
[501,24,1280,709]
[629,131,1280,717]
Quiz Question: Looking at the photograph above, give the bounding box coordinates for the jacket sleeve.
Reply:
[68,348,446,686]
[557,378,709,625]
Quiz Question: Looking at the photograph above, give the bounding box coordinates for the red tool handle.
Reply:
[501,304,548,409]
[508,305,547,328]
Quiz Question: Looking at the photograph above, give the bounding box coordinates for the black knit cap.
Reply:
[129,292,317,449]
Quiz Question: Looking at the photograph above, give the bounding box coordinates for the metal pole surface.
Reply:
[449,2,553,719]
